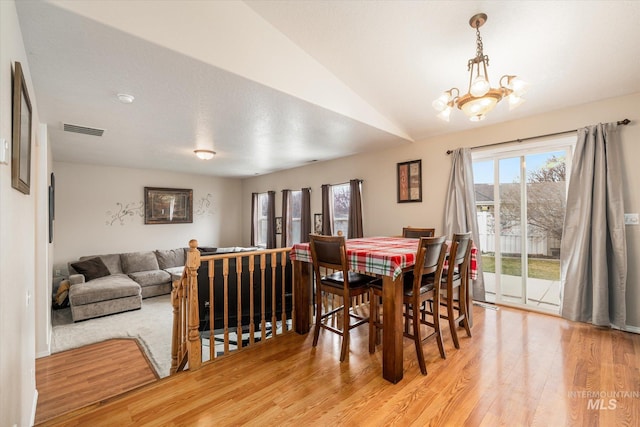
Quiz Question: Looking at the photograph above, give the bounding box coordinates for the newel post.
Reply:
[186,239,202,370]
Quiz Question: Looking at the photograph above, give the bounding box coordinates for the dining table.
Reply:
[290,236,477,384]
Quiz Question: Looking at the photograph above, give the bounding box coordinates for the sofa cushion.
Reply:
[68,274,140,306]
[128,270,171,287]
[70,257,110,282]
[73,253,123,275]
[121,251,159,274]
[155,248,186,270]
[163,266,184,281]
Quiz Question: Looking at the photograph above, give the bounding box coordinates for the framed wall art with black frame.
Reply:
[12,61,32,195]
[397,159,422,203]
[49,173,55,243]
[144,187,193,224]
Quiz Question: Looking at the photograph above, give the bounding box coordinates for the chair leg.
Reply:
[432,299,446,360]
[447,296,460,349]
[312,288,322,347]
[411,304,427,375]
[340,295,350,362]
[460,282,472,338]
[369,290,377,354]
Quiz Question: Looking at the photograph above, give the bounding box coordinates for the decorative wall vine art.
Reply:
[106,201,144,226]
[195,193,215,217]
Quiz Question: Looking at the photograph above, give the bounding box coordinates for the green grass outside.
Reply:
[481,255,560,281]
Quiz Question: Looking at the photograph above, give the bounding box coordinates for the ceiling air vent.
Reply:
[63,123,105,137]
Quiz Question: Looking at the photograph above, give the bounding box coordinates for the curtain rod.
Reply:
[446,118,630,155]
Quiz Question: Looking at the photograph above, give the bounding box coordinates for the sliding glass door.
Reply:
[473,137,574,314]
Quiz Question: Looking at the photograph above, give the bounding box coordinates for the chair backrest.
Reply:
[446,232,472,283]
[412,236,448,292]
[309,234,348,274]
[403,227,435,238]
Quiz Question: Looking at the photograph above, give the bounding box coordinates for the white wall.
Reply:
[0,1,41,425]
[53,162,244,274]
[242,93,640,329]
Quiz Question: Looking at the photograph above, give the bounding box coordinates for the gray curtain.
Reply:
[281,189,290,247]
[560,123,626,328]
[321,184,332,235]
[266,191,276,249]
[300,187,311,242]
[250,193,258,246]
[444,148,486,302]
[348,179,364,238]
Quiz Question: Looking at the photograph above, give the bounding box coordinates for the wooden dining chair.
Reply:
[402,227,436,238]
[369,236,448,375]
[435,232,473,349]
[309,234,376,362]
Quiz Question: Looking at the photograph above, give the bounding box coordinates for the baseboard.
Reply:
[31,389,38,427]
[36,349,51,358]
[620,324,640,334]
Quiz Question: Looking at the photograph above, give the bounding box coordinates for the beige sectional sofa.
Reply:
[68,248,186,321]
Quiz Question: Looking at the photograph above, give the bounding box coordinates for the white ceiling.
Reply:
[16,0,640,178]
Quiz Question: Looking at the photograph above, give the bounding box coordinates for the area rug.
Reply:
[51,294,173,378]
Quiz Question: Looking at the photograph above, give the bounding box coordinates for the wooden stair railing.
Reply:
[171,239,294,374]
[171,239,201,374]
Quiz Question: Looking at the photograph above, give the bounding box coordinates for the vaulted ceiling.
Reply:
[16,0,640,177]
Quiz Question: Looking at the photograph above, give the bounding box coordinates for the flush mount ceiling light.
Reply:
[432,13,529,122]
[117,93,135,104]
[194,149,216,160]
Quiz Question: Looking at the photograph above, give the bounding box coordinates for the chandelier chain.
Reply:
[475,24,484,58]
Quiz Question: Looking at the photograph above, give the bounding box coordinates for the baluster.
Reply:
[271,252,278,337]
[223,258,229,355]
[208,259,215,361]
[249,254,255,345]
[236,255,243,349]
[260,254,267,342]
[186,239,201,371]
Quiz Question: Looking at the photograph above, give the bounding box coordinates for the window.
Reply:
[256,192,269,248]
[331,183,350,236]
[289,190,302,244]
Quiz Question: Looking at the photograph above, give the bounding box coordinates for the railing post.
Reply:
[170,277,180,374]
[186,239,202,370]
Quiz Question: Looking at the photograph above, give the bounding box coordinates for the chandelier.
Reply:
[432,13,528,122]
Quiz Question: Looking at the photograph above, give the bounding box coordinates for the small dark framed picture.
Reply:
[397,159,422,203]
[275,217,282,234]
[12,61,33,195]
[144,187,193,224]
[314,213,323,234]
[48,173,55,243]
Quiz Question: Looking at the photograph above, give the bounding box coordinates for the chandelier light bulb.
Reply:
[432,93,450,112]
[470,76,490,97]
[510,78,529,97]
[436,106,452,122]
[508,94,525,110]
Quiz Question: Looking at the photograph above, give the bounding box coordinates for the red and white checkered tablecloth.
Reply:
[291,236,477,281]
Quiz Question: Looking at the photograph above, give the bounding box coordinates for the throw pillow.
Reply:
[70,257,110,282]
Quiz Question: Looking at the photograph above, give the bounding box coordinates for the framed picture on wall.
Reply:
[275,217,282,234]
[397,159,422,203]
[144,187,193,224]
[12,61,33,195]
[48,173,55,243]
[314,213,323,234]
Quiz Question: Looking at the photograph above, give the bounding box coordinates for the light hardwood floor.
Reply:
[39,304,640,426]
[35,338,158,424]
